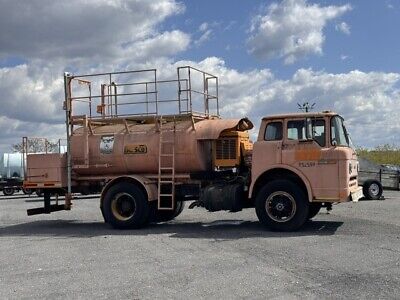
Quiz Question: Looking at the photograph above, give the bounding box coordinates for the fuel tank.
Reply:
[70,118,253,176]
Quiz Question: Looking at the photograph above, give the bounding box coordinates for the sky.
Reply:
[0,0,399,152]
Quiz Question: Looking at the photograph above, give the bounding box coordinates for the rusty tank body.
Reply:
[70,117,253,176]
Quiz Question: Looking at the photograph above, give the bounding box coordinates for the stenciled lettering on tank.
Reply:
[124,144,148,154]
[100,135,114,154]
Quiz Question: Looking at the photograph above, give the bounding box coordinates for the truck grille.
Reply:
[349,176,358,187]
[216,138,237,160]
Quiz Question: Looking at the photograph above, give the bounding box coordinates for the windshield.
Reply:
[348,135,356,151]
[331,116,349,147]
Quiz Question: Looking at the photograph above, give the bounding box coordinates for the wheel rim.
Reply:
[368,183,380,197]
[265,191,296,223]
[4,188,13,195]
[111,192,136,221]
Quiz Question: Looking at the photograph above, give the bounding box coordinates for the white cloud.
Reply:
[195,22,216,47]
[199,22,209,32]
[128,30,190,61]
[386,1,394,9]
[0,65,63,124]
[195,30,213,46]
[0,0,186,63]
[247,0,352,64]
[336,22,351,35]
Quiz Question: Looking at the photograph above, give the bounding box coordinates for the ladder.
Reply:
[157,117,176,210]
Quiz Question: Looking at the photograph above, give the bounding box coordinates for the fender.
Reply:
[100,175,158,210]
[249,164,313,202]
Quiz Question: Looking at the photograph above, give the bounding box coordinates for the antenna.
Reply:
[297,102,315,113]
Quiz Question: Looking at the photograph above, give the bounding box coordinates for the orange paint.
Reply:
[295,149,322,161]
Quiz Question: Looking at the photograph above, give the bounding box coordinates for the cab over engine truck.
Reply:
[23,66,362,231]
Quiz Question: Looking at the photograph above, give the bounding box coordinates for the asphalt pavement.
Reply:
[0,191,399,299]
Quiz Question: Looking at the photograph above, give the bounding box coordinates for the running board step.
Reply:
[27,204,70,216]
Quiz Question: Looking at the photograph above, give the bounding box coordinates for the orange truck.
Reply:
[23,66,362,231]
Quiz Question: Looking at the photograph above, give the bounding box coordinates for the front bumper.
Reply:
[350,186,363,202]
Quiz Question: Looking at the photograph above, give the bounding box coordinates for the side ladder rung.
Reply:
[158,117,176,210]
[158,206,174,211]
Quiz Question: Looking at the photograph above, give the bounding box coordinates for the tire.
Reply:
[151,201,185,223]
[3,187,15,196]
[102,182,150,229]
[363,179,383,200]
[22,188,33,195]
[255,179,309,231]
[308,203,322,219]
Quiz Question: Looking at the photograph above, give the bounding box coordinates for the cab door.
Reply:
[281,118,339,200]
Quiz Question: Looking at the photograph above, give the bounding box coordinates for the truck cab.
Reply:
[249,111,362,231]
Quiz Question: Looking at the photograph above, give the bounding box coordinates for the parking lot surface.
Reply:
[0,191,399,299]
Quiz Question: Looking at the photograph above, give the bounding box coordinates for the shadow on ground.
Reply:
[0,219,343,240]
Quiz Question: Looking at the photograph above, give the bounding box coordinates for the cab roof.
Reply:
[262,111,338,121]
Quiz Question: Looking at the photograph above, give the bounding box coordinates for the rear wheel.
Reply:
[103,182,150,229]
[3,187,15,196]
[151,201,185,223]
[363,180,383,200]
[255,179,309,231]
[22,188,33,195]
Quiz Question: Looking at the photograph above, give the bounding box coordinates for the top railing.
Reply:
[64,66,219,122]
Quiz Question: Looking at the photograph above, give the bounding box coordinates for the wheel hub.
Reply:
[369,183,379,196]
[111,192,136,221]
[266,191,296,223]
[275,203,285,211]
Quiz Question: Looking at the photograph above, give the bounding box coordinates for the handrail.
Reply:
[65,66,219,122]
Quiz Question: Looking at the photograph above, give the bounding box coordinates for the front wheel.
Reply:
[255,179,309,231]
[103,182,150,229]
[363,180,383,200]
[3,187,15,196]
[308,203,322,219]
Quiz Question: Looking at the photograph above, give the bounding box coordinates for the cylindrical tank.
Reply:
[70,118,253,176]
[0,153,24,178]
[70,120,213,176]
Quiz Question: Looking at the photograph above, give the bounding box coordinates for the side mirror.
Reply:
[305,118,313,140]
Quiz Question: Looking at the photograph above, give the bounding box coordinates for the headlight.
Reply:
[349,162,352,175]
